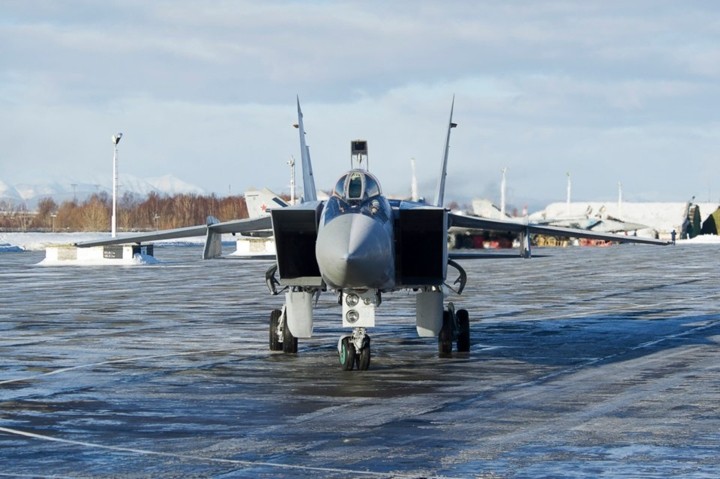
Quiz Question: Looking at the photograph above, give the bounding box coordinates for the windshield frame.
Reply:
[332,170,382,202]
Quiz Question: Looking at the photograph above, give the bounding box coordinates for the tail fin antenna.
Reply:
[433,95,457,207]
[296,96,317,202]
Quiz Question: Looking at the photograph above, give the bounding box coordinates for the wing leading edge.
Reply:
[448,212,669,246]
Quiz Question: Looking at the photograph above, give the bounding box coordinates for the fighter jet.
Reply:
[77,97,668,371]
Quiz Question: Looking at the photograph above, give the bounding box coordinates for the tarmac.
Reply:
[1,243,719,478]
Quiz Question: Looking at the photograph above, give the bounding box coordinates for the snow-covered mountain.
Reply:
[1,174,206,211]
[0,180,24,206]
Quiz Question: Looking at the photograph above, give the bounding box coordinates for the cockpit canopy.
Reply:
[333,170,382,202]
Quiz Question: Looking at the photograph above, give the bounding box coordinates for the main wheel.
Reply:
[356,336,371,371]
[438,311,453,357]
[282,315,298,354]
[456,309,470,353]
[269,309,283,351]
[339,337,356,371]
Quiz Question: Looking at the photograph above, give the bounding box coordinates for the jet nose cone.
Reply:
[316,213,394,289]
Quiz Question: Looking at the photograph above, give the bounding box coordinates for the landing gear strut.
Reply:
[438,303,470,357]
[338,328,371,371]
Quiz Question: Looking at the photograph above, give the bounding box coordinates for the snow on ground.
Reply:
[679,234,720,244]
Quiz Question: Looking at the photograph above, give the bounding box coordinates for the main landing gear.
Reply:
[338,328,371,371]
[438,303,470,357]
[269,308,297,354]
[269,304,469,370]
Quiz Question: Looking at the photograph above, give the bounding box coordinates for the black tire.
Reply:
[356,336,371,371]
[282,314,298,354]
[438,311,453,357]
[339,337,356,371]
[269,309,283,351]
[456,309,470,353]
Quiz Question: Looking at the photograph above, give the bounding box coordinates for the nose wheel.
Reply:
[338,328,371,371]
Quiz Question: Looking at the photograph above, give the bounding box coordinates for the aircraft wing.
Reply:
[75,216,273,248]
[448,213,669,246]
[207,216,273,234]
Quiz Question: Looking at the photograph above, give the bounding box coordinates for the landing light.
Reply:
[346,293,360,307]
[346,310,360,324]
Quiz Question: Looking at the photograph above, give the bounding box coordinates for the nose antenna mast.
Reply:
[351,140,368,170]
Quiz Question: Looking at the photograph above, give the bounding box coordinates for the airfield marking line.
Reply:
[0,425,452,479]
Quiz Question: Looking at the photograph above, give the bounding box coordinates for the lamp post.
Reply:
[111,133,123,237]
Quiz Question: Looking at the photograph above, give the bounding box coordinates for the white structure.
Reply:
[231,236,276,258]
[44,244,155,265]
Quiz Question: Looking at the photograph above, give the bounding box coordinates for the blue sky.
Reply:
[2,1,719,210]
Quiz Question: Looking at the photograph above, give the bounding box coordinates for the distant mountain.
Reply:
[0,174,206,211]
[0,180,23,205]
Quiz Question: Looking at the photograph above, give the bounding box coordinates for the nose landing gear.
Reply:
[338,328,371,371]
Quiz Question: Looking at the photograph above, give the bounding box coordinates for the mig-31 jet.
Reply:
[77,97,668,371]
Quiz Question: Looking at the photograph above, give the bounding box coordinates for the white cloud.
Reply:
[1,0,719,211]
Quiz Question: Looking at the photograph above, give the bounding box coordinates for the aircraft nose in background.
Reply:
[316,213,394,289]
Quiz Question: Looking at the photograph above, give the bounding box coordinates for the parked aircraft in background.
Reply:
[532,204,649,235]
[245,188,289,219]
[77,97,668,370]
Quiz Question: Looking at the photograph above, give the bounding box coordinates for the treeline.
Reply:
[0,192,249,232]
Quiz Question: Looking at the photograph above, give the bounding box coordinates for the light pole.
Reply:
[111,133,123,237]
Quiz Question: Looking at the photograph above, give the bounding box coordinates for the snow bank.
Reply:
[677,234,720,245]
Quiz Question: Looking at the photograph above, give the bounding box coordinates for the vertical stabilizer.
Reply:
[245,188,289,218]
[433,96,457,207]
[296,97,317,202]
